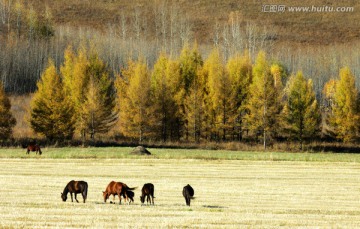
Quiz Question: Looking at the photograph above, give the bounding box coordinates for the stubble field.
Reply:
[1,148,360,228]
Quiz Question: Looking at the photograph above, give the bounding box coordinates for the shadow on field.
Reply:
[202,205,227,209]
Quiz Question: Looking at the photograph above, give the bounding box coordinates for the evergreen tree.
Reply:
[282,71,320,148]
[30,59,75,140]
[0,82,16,140]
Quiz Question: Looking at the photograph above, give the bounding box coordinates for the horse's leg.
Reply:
[81,192,86,203]
[117,192,121,205]
[70,193,73,202]
[74,193,79,203]
[124,192,128,205]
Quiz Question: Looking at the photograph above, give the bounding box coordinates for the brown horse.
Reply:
[61,180,88,203]
[140,183,155,205]
[26,144,42,155]
[103,181,136,205]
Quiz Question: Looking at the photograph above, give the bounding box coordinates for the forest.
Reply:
[0,0,359,149]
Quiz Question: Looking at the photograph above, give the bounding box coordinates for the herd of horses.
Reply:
[61,180,194,206]
[25,144,195,206]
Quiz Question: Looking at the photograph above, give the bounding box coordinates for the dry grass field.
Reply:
[1,148,360,228]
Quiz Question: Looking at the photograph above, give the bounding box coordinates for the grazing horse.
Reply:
[140,183,155,205]
[103,181,136,205]
[26,144,42,155]
[183,184,194,206]
[61,180,88,203]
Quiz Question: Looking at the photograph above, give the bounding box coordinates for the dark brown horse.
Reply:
[183,184,194,206]
[61,180,88,203]
[103,181,136,205]
[26,144,42,155]
[140,183,155,205]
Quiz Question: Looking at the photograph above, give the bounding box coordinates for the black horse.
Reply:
[140,183,155,205]
[183,184,194,206]
[61,180,88,203]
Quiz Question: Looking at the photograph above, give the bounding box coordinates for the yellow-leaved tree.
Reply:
[226,52,252,141]
[327,67,359,142]
[61,46,89,139]
[81,55,118,139]
[200,48,230,140]
[61,46,117,140]
[281,71,320,149]
[0,81,16,140]
[245,51,282,149]
[116,59,153,142]
[180,43,203,141]
[151,53,182,141]
[30,59,75,140]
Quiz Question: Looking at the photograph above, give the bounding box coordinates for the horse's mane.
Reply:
[62,185,69,195]
[62,180,74,195]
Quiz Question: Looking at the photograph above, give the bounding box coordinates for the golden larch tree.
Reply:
[281,71,320,149]
[116,59,153,142]
[30,59,75,140]
[328,67,359,142]
[245,51,282,149]
[226,52,252,141]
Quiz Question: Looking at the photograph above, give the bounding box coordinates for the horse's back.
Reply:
[106,181,122,194]
[183,184,194,197]
[142,183,154,195]
[67,180,87,193]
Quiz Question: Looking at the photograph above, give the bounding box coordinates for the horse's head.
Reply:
[61,192,67,202]
[103,191,109,202]
[140,195,145,204]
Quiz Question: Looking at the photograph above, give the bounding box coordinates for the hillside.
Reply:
[25,0,360,46]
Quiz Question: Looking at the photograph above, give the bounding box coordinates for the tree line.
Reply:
[1,44,359,149]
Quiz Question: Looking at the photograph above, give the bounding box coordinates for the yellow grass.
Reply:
[1,157,360,228]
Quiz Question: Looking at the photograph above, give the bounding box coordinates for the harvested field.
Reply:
[1,149,360,227]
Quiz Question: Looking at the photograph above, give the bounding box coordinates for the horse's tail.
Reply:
[83,183,88,202]
[127,186,137,191]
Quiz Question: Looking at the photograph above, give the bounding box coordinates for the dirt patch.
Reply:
[130,146,151,155]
